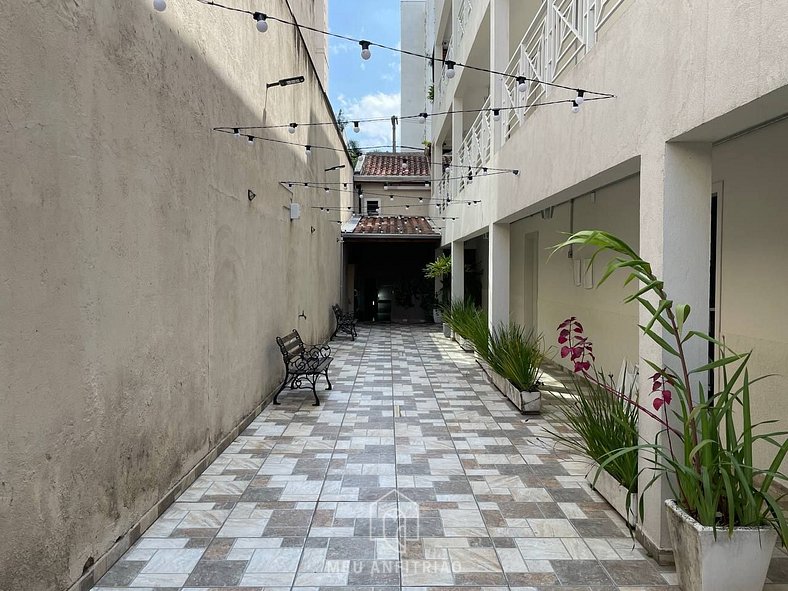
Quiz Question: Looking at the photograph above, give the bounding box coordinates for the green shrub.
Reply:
[548,372,639,491]
[488,323,544,392]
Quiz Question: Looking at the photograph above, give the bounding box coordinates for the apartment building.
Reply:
[425,0,788,558]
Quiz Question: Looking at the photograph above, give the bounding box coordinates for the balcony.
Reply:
[445,0,627,199]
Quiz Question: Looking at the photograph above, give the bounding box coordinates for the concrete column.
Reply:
[451,96,464,199]
[488,223,511,329]
[490,0,510,152]
[637,141,712,559]
[451,240,465,302]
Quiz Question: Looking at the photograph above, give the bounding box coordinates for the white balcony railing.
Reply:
[441,0,625,205]
[456,97,492,193]
[457,0,473,42]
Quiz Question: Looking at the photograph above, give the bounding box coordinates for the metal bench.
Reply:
[275,330,333,406]
[331,304,357,341]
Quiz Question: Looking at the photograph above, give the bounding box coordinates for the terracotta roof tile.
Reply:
[352,216,439,236]
[359,152,431,177]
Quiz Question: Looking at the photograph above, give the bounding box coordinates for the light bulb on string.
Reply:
[575,90,585,105]
[253,13,269,32]
[467,167,473,184]
[419,112,428,123]
[288,123,298,134]
[359,41,372,60]
[419,197,424,203]
[405,205,410,210]
[383,183,389,190]
[517,76,529,93]
[571,100,580,114]
[424,181,430,188]
[352,121,360,133]
[153,0,166,12]
[445,61,456,79]
[247,135,255,145]
[324,187,330,193]
[233,128,240,138]
[492,108,501,121]
[305,145,312,156]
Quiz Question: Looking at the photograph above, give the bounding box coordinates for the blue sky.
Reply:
[328,0,401,149]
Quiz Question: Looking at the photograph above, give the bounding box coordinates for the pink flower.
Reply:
[560,346,570,359]
[662,389,672,405]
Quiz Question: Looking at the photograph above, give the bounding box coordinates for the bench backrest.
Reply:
[276,330,305,363]
[332,304,342,318]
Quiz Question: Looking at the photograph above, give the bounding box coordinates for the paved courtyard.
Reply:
[92,324,788,591]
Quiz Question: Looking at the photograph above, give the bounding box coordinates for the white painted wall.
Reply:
[510,176,640,375]
[713,118,788,473]
[401,1,429,150]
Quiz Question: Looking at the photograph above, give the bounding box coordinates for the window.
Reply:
[366,200,379,216]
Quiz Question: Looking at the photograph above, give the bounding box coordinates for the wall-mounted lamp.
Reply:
[266,75,305,89]
[325,164,346,172]
[540,206,554,220]
[248,189,256,202]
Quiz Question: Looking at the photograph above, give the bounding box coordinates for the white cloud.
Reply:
[339,92,401,150]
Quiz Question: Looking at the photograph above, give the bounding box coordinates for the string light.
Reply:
[575,90,585,105]
[571,100,580,114]
[353,121,360,133]
[153,0,167,11]
[359,41,372,60]
[221,97,609,136]
[517,76,528,93]
[419,112,428,123]
[253,12,268,32]
[288,123,298,134]
[217,128,523,174]
[492,109,501,121]
[189,0,615,100]
[305,145,312,155]
[247,135,255,144]
[446,61,456,79]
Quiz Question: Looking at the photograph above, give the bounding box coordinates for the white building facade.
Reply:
[401,0,431,150]
[426,0,788,559]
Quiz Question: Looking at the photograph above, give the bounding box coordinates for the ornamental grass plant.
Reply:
[554,230,788,545]
[488,323,545,392]
[545,320,639,492]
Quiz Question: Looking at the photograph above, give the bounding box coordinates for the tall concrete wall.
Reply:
[0,1,350,589]
[401,1,428,150]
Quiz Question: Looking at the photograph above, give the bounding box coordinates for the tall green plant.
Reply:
[554,230,788,544]
[443,298,478,339]
[424,254,452,306]
[548,368,639,492]
[488,323,544,392]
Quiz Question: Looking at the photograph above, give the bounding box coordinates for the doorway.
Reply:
[523,232,539,332]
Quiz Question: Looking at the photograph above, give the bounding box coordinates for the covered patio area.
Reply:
[91,325,788,590]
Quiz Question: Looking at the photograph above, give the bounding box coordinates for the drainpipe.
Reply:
[391,116,398,153]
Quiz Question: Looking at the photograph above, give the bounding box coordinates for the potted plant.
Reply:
[554,230,788,591]
[445,299,479,352]
[483,323,545,414]
[424,254,451,326]
[545,319,639,526]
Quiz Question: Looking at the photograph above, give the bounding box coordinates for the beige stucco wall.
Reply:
[359,180,432,218]
[510,176,640,375]
[0,1,350,589]
[713,118,788,473]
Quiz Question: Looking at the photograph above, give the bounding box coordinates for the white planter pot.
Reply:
[665,499,777,591]
[433,309,443,324]
[585,462,637,527]
[478,362,541,414]
[442,322,452,338]
[457,337,475,353]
